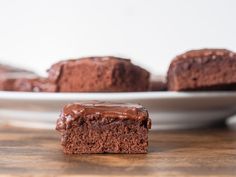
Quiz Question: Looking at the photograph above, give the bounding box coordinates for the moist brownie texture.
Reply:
[14,78,57,92]
[167,49,236,91]
[56,101,151,154]
[48,56,150,92]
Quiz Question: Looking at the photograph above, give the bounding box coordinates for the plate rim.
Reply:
[1,91,236,101]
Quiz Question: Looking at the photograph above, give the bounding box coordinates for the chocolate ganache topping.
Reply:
[56,101,150,132]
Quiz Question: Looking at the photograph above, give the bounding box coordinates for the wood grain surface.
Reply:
[1,125,236,177]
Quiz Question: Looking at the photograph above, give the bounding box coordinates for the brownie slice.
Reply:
[14,78,57,92]
[0,64,37,91]
[167,49,236,91]
[0,73,36,91]
[48,56,150,92]
[56,101,151,154]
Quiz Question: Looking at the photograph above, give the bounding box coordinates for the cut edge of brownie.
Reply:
[47,56,131,83]
[56,102,151,154]
[47,56,150,92]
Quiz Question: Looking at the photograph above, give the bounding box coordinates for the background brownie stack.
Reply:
[0,64,37,91]
[1,56,151,93]
[1,48,236,93]
[14,78,57,92]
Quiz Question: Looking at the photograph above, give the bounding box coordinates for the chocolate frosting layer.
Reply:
[56,101,151,132]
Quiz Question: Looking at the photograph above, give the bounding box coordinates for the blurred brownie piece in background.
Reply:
[0,64,37,91]
[0,64,32,73]
[14,78,57,92]
[149,75,167,91]
[48,56,150,92]
[56,101,151,154]
[167,49,236,91]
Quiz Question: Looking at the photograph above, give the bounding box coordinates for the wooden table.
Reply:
[1,125,236,177]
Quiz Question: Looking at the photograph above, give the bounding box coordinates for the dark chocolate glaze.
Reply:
[56,101,151,133]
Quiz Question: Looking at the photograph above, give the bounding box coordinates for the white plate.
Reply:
[1,91,236,130]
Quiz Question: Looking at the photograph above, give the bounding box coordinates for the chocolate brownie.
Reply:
[14,78,57,92]
[56,101,151,154]
[0,64,37,91]
[167,49,236,91]
[0,73,37,91]
[48,56,150,92]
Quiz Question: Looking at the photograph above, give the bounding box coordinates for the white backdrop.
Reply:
[0,0,235,75]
